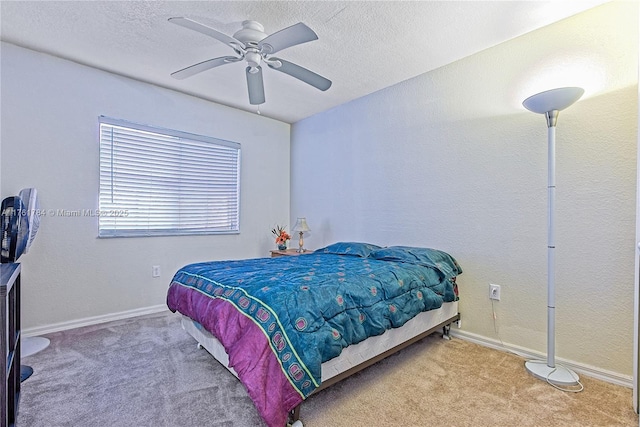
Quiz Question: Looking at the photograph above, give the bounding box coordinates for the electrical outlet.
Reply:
[152,265,161,278]
[489,284,501,301]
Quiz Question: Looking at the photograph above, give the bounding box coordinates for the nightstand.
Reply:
[270,249,312,258]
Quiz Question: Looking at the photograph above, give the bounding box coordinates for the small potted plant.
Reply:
[271,225,291,250]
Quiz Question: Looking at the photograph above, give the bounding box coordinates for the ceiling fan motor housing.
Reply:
[234,21,267,46]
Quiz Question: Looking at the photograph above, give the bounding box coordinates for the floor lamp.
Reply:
[522,86,584,387]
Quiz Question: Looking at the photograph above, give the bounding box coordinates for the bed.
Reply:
[167,242,462,427]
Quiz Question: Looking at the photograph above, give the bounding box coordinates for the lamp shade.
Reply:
[523,87,584,114]
[292,217,310,232]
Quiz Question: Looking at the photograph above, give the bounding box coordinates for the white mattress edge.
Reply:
[181,300,458,383]
[181,317,239,378]
[321,301,458,380]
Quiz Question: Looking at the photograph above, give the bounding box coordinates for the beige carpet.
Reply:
[18,311,638,427]
[301,332,637,427]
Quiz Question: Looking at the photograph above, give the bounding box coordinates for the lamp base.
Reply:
[22,336,51,357]
[525,360,579,386]
[20,365,34,382]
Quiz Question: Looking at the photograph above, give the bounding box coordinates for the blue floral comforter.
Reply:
[167,245,461,427]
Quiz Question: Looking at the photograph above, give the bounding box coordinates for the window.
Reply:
[98,117,241,237]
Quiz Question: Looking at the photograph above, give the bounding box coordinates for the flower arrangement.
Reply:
[271,225,291,249]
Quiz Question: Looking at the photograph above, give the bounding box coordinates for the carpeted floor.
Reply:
[17,311,639,426]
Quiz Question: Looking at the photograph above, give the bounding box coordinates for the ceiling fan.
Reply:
[168,17,332,105]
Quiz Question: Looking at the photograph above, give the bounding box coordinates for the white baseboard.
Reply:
[23,304,170,337]
[451,329,633,389]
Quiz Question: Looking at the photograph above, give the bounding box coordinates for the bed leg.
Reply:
[287,405,302,427]
[442,324,452,340]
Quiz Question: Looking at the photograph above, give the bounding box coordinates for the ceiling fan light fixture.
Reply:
[245,51,262,68]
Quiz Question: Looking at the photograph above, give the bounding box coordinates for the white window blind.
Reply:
[98,116,241,237]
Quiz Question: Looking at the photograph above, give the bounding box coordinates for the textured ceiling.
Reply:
[0,1,608,123]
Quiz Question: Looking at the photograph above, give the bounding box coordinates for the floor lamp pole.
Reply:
[522,87,584,387]
[547,117,557,369]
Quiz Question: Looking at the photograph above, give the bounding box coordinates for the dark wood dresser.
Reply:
[1,263,21,427]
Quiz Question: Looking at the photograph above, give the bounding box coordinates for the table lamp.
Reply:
[292,217,310,253]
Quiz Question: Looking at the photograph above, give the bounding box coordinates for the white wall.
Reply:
[291,2,638,378]
[0,42,291,330]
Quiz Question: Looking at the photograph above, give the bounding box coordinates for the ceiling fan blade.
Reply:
[169,17,244,51]
[171,56,240,80]
[268,58,332,91]
[246,66,266,105]
[258,22,318,54]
